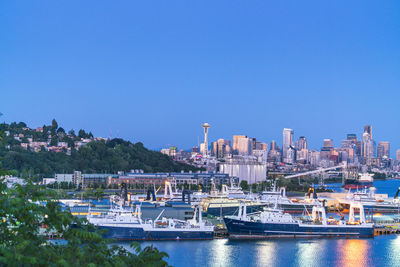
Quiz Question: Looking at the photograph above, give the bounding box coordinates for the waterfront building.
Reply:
[55,174,74,183]
[114,171,232,187]
[253,149,268,163]
[282,128,294,164]
[219,157,266,184]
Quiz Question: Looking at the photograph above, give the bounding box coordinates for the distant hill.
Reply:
[0,121,200,178]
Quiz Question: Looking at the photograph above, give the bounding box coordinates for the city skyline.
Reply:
[1,115,399,156]
[2,1,400,154]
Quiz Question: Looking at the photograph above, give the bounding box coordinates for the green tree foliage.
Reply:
[0,127,170,265]
[51,119,58,132]
[57,127,65,134]
[0,181,169,266]
[239,180,249,191]
[1,139,200,177]
[78,129,89,139]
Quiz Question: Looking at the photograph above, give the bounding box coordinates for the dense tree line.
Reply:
[0,138,199,178]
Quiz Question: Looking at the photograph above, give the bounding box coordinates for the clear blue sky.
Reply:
[1,1,400,154]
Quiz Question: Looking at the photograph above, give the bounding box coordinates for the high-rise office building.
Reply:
[396,149,400,162]
[364,125,372,140]
[347,134,357,141]
[323,139,334,148]
[232,135,247,155]
[295,136,307,151]
[282,128,294,163]
[268,140,281,163]
[270,140,278,151]
[237,137,252,156]
[254,141,267,151]
[377,141,390,159]
[216,139,231,158]
[321,139,334,160]
[361,132,375,164]
[250,137,257,151]
[343,134,361,159]
[210,141,218,157]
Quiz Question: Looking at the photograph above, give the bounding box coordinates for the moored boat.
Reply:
[340,187,400,214]
[224,202,374,239]
[87,200,214,241]
[257,185,322,214]
[343,173,374,190]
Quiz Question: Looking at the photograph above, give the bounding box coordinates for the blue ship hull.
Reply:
[98,226,214,241]
[224,218,374,238]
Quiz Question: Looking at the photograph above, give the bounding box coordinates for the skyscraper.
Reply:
[396,149,400,162]
[364,125,372,140]
[237,137,252,155]
[377,141,390,159]
[210,141,218,157]
[361,132,375,164]
[232,135,247,155]
[270,140,278,151]
[321,139,334,160]
[216,139,231,158]
[295,136,307,151]
[282,128,294,164]
[268,140,281,163]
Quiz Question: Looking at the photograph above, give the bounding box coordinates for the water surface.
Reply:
[120,235,400,267]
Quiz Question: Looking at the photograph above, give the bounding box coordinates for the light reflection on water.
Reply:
[120,236,400,267]
[295,240,326,267]
[389,236,400,266]
[255,241,277,266]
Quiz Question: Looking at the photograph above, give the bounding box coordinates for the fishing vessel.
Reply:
[200,180,266,216]
[221,184,247,199]
[258,185,321,214]
[343,173,374,189]
[340,187,400,214]
[87,199,214,241]
[224,202,374,238]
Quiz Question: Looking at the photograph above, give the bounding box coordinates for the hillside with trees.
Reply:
[0,120,200,178]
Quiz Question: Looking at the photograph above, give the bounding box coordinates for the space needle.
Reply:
[202,123,210,157]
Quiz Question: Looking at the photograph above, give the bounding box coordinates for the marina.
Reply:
[62,179,400,240]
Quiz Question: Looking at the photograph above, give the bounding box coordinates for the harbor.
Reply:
[59,179,400,241]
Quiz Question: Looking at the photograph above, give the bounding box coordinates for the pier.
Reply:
[374,225,400,235]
